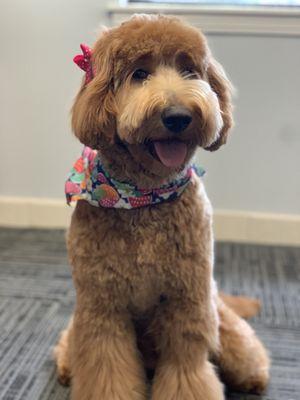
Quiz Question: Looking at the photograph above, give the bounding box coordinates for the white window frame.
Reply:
[107,0,300,36]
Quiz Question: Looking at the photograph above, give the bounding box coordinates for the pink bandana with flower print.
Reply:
[65,147,205,209]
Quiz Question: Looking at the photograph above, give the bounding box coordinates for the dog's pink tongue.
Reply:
[154,140,187,168]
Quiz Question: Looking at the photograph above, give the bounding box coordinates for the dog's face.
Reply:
[72,15,233,182]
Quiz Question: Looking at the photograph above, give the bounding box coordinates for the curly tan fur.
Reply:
[54,14,269,399]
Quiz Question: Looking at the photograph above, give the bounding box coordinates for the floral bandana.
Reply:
[65,147,205,209]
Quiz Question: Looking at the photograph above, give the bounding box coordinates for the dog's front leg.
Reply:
[151,299,224,400]
[71,302,147,400]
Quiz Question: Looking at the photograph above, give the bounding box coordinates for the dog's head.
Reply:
[72,15,233,184]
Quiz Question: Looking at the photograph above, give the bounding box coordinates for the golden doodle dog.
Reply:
[54,14,270,400]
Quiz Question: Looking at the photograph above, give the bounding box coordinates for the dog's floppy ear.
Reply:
[71,31,117,148]
[205,58,233,151]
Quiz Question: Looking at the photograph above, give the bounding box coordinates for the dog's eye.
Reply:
[132,69,150,81]
[182,69,199,79]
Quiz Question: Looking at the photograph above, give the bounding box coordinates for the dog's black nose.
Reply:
[162,106,192,134]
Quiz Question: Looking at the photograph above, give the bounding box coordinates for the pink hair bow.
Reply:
[73,44,94,84]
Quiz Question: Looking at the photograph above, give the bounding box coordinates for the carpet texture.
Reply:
[0,228,299,400]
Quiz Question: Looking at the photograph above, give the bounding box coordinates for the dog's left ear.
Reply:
[71,30,117,148]
[205,58,233,151]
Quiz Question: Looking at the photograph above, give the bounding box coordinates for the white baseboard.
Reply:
[0,196,299,246]
[213,209,300,247]
[0,196,73,229]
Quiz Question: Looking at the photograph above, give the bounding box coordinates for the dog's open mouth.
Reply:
[148,139,188,168]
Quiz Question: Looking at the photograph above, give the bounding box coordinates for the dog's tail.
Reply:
[219,293,261,319]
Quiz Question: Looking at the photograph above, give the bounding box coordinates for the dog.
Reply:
[54,14,270,400]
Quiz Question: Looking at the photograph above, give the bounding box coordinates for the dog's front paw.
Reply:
[152,361,224,400]
[230,367,269,395]
[56,364,71,387]
[53,326,72,386]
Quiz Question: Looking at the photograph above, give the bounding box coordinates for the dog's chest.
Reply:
[70,179,212,312]
[115,214,179,311]
[115,185,211,311]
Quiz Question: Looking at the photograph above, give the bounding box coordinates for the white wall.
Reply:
[198,34,300,214]
[0,0,108,198]
[0,1,299,215]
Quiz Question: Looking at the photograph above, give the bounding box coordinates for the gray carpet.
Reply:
[0,228,299,400]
